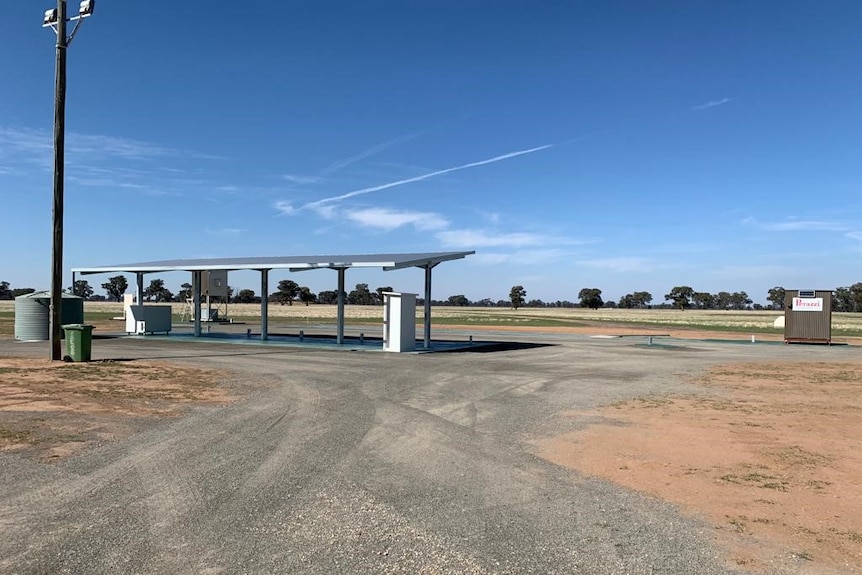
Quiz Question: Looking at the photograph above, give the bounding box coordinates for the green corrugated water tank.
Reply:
[14,291,85,341]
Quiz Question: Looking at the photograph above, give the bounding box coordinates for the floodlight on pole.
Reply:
[43,0,94,361]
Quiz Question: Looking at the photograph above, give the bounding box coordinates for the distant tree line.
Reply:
[0,281,36,300]
[5,279,862,312]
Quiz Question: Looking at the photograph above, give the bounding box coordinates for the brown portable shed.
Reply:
[784,289,832,344]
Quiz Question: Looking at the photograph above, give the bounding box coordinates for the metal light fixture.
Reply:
[43,0,94,39]
[78,0,94,17]
[43,9,58,26]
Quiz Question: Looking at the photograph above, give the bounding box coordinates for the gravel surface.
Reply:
[1,334,850,574]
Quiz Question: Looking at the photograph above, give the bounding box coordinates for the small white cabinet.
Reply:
[382,292,417,352]
[126,305,172,335]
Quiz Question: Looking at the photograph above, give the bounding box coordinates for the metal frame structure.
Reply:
[72,251,474,349]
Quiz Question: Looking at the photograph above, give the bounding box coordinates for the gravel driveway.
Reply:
[1,334,844,574]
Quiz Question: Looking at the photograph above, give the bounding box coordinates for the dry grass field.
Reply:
[4,301,862,337]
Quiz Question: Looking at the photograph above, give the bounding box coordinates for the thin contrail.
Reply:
[691,97,734,111]
[320,131,423,175]
[302,143,554,210]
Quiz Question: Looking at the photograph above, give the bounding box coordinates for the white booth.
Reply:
[382,292,417,352]
[126,305,172,335]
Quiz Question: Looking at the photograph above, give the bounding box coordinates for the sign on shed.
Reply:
[784,290,832,344]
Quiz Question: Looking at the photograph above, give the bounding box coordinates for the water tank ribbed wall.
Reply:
[14,292,84,341]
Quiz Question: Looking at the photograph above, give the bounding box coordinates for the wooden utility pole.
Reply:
[49,0,67,360]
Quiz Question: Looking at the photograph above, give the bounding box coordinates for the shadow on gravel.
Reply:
[436,341,554,353]
[108,350,305,361]
[633,343,706,352]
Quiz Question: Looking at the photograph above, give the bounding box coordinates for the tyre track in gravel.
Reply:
[0,351,377,574]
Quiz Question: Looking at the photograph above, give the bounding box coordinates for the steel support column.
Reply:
[336,267,346,345]
[423,263,438,349]
[192,271,202,337]
[136,272,144,310]
[260,269,269,341]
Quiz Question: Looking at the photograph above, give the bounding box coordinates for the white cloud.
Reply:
[310,204,338,219]
[691,97,734,111]
[346,207,448,231]
[283,174,322,185]
[273,201,296,215]
[846,231,862,241]
[277,200,336,220]
[436,229,547,248]
[470,248,573,266]
[711,264,796,279]
[742,216,845,232]
[577,257,658,273]
[0,126,218,175]
[66,132,180,160]
[513,248,573,264]
[472,253,512,265]
[206,227,247,235]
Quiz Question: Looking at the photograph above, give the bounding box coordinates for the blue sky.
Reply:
[2,1,861,304]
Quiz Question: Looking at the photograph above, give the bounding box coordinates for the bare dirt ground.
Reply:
[0,358,233,461]
[443,322,787,340]
[535,360,862,574]
[2,322,860,573]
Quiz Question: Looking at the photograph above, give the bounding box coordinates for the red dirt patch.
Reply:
[0,358,233,461]
[534,362,862,574]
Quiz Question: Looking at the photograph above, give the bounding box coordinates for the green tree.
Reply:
[68,280,94,299]
[714,291,733,310]
[144,278,173,302]
[692,292,715,310]
[10,288,35,298]
[276,279,299,305]
[447,294,470,306]
[509,285,526,309]
[766,286,785,310]
[848,283,862,312]
[730,291,752,310]
[578,288,604,309]
[665,286,694,310]
[619,291,653,309]
[375,286,393,305]
[834,286,853,312]
[298,286,317,306]
[176,282,193,302]
[632,291,653,308]
[235,289,257,303]
[102,275,128,302]
[318,290,339,305]
[0,281,11,300]
[347,283,375,305]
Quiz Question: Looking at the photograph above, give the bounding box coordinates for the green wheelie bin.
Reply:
[62,324,94,362]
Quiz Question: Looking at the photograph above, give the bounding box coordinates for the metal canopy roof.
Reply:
[72,251,474,275]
